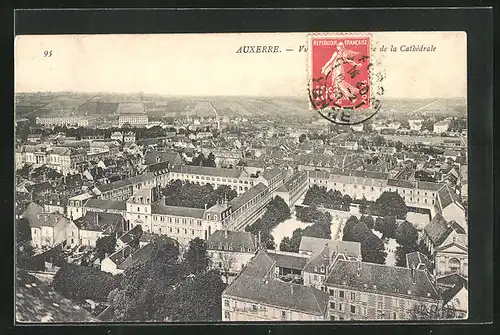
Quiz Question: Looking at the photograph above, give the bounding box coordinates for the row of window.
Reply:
[151,225,202,236]
[309,179,438,198]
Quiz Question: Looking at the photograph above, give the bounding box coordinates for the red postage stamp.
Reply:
[309,35,371,111]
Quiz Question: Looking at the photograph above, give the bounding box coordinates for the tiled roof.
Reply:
[423,214,465,247]
[229,183,268,211]
[267,251,309,271]
[262,168,283,181]
[299,236,361,259]
[28,212,69,228]
[96,179,132,193]
[438,184,463,209]
[387,178,414,188]
[172,165,242,178]
[416,181,444,191]
[207,230,258,253]
[223,275,328,316]
[239,250,276,278]
[151,203,205,219]
[107,245,133,266]
[83,199,127,211]
[325,260,440,300]
[25,182,53,194]
[144,150,181,166]
[405,251,432,272]
[303,245,332,274]
[74,211,124,233]
[117,243,155,270]
[118,225,143,245]
[436,273,468,305]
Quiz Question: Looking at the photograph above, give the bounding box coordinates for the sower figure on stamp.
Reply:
[321,42,362,103]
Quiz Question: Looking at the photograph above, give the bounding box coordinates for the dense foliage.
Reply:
[107,236,225,322]
[342,216,387,264]
[95,235,117,261]
[302,185,351,212]
[373,216,398,239]
[162,180,237,209]
[185,238,210,275]
[415,170,437,183]
[363,191,408,220]
[394,221,420,267]
[245,196,291,249]
[53,263,120,302]
[159,269,226,321]
[189,152,216,167]
[279,206,332,252]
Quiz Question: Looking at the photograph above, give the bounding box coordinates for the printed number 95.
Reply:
[44,50,52,57]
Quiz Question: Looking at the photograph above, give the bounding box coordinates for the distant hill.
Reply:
[14,92,466,120]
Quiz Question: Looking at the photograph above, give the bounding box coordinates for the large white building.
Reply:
[119,114,149,127]
[36,117,89,127]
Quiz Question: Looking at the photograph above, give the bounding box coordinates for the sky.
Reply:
[15,32,467,99]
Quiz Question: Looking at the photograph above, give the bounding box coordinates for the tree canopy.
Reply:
[245,196,291,248]
[302,185,350,212]
[95,235,117,261]
[185,237,210,275]
[343,216,386,264]
[373,216,398,239]
[162,180,237,209]
[373,191,408,220]
[53,263,120,302]
[16,218,32,243]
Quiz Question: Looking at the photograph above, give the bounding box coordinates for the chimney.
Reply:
[96,212,99,226]
[290,284,294,295]
[258,231,261,246]
[357,262,361,276]
[224,229,228,239]
[411,265,416,284]
[205,203,207,210]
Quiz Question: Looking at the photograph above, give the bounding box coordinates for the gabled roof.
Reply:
[436,273,468,305]
[223,274,329,316]
[207,230,258,253]
[117,225,143,245]
[325,260,440,300]
[117,242,155,270]
[299,236,361,259]
[150,203,205,219]
[438,184,463,209]
[303,244,332,274]
[267,251,309,271]
[239,250,276,278]
[405,251,432,272]
[172,165,242,178]
[96,179,132,193]
[229,183,267,211]
[262,168,283,181]
[73,211,124,233]
[83,199,127,211]
[144,150,181,166]
[25,182,53,194]
[28,212,70,228]
[424,214,465,247]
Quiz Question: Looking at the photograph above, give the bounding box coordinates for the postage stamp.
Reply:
[307,33,384,125]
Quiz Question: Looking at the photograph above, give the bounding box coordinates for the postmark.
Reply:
[307,33,385,125]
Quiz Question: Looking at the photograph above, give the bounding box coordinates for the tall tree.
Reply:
[185,238,210,275]
[298,134,307,143]
[361,233,387,264]
[203,153,217,167]
[375,191,408,219]
[95,235,117,261]
[160,269,226,321]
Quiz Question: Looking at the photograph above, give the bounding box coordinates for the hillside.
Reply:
[15,269,98,323]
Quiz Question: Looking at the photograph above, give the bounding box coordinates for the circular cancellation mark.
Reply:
[307,33,385,126]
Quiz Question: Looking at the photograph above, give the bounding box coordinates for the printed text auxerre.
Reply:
[236,46,280,53]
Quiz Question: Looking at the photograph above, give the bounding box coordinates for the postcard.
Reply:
[14,32,468,323]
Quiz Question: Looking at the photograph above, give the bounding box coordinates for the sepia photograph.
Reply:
[14,31,469,323]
